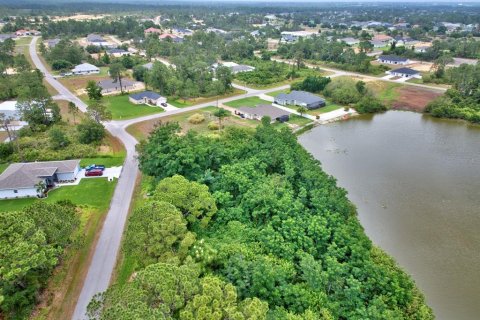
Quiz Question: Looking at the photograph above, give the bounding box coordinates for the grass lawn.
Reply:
[0,163,8,174]
[15,36,32,46]
[225,96,271,108]
[168,88,246,108]
[367,81,401,105]
[266,89,290,97]
[126,106,258,141]
[287,114,313,126]
[80,156,125,167]
[103,94,164,120]
[0,177,117,212]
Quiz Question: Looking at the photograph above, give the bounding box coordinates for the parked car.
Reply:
[161,102,167,107]
[85,169,103,177]
[85,164,105,171]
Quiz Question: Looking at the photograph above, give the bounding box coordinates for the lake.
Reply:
[299,111,480,320]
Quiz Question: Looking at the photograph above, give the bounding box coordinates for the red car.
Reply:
[85,169,103,177]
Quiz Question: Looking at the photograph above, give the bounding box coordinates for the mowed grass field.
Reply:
[103,94,164,120]
[168,88,246,108]
[224,96,271,108]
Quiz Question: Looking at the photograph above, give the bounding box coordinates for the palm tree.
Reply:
[297,106,308,117]
[68,101,79,124]
[213,108,229,129]
[35,181,47,198]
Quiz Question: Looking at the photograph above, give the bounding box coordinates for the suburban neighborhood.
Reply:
[0,1,478,320]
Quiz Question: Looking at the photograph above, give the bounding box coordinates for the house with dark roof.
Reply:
[236,104,290,123]
[378,55,410,65]
[97,79,138,94]
[106,48,130,57]
[87,34,109,46]
[0,33,16,42]
[0,160,80,199]
[129,91,166,106]
[274,91,326,110]
[387,67,421,79]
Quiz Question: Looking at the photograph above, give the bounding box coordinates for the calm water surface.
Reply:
[299,111,480,320]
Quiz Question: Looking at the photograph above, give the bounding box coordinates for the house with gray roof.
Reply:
[71,63,100,75]
[387,67,421,79]
[236,104,290,123]
[0,160,80,199]
[274,91,326,110]
[106,48,130,57]
[0,33,15,42]
[87,34,109,47]
[97,79,138,94]
[129,91,166,106]
[47,38,61,48]
[231,64,255,74]
[378,55,410,65]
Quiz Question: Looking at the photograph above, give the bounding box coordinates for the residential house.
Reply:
[0,101,27,132]
[369,40,386,48]
[0,34,16,42]
[144,27,162,35]
[372,34,393,43]
[0,160,80,199]
[206,27,228,35]
[97,79,137,94]
[378,55,410,65]
[172,28,193,36]
[213,62,255,74]
[339,37,360,46]
[281,31,315,43]
[275,91,326,110]
[129,91,166,106]
[106,48,130,57]
[250,30,262,37]
[87,34,109,47]
[71,63,100,75]
[236,104,290,123]
[15,29,40,36]
[46,38,61,48]
[263,14,283,26]
[159,33,183,42]
[387,67,421,78]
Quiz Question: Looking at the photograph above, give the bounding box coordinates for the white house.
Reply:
[86,34,110,47]
[236,104,290,123]
[71,63,100,75]
[387,67,421,79]
[0,160,80,199]
[129,91,166,106]
[378,55,410,65]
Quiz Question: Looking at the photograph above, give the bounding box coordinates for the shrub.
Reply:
[207,121,219,130]
[0,142,14,160]
[355,95,387,114]
[51,59,73,70]
[77,120,106,144]
[324,78,362,105]
[188,113,206,124]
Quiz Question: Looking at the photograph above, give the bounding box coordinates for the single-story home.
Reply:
[372,34,393,43]
[387,67,421,78]
[338,37,360,46]
[0,100,28,132]
[212,62,255,74]
[369,40,386,48]
[106,48,130,57]
[0,33,16,42]
[159,33,183,43]
[129,91,166,106]
[97,79,137,94]
[378,55,410,65]
[15,29,40,37]
[72,63,100,75]
[0,160,80,199]
[46,38,61,48]
[236,104,290,123]
[87,34,110,47]
[144,27,162,35]
[275,91,326,110]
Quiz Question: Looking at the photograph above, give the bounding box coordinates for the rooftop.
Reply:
[98,78,136,90]
[391,67,420,75]
[130,91,162,100]
[379,55,409,62]
[276,91,325,104]
[0,160,80,189]
[237,104,290,119]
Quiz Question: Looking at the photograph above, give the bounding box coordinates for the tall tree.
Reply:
[68,101,79,123]
[109,62,127,94]
[87,101,111,123]
[86,80,103,101]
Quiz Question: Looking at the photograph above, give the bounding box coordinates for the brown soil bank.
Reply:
[392,86,442,112]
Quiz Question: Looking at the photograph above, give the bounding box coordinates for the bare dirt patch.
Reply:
[392,86,442,112]
[406,61,433,72]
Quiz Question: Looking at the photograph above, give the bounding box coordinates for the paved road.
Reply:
[29,36,291,319]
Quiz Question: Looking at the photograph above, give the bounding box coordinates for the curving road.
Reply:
[29,35,448,319]
[28,37,291,319]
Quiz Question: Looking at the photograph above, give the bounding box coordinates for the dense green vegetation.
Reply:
[277,36,389,75]
[94,122,433,319]
[0,202,80,319]
[425,63,480,123]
